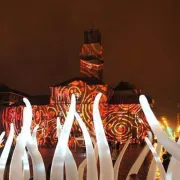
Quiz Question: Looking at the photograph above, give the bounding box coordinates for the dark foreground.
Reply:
[39,144,153,180]
[2,144,153,180]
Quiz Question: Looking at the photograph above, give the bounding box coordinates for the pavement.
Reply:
[1,143,153,179]
[39,143,153,180]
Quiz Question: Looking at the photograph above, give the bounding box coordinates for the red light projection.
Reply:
[105,104,150,143]
[50,80,108,104]
[81,44,103,60]
[80,43,104,80]
[80,60,104,79]
[1,80,150,147]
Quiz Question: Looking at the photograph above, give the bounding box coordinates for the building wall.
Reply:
[1,80,150,146]
[105,104,150,143]
[50,80,108,104]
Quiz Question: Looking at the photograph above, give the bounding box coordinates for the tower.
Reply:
[80,29,104,80]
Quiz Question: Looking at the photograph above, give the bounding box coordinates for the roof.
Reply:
[0,83,29,97]
[109,94,153,104]
[109,81,153,104]
[51,77,105,87]
[114,81,136,91]
[9,95,50,106]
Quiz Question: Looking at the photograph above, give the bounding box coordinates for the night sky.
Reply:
[0,1,180,127]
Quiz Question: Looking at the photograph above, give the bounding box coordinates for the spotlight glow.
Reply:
[145,137,166,180]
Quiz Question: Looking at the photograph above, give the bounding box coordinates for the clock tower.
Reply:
[80,29,104,80]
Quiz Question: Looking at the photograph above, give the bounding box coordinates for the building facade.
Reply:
[0,30,153,147]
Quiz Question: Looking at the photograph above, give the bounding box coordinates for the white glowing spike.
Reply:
[21,98,32,135]
[147,142,162,180]
[78,158,87,180]
[32,125,39,147]
[9,133,27,180]
[1,124,14,159]
[9,134,26,180]
[26,142,46,180]
[10,98,33,180]
[56,113,78,180]
[0,124,14,179]
[126,131,153,180]
[94,141,99,161]
[139,95,180,161]
[145,137,166,180]
[51,94,76,180]
[22,150,30,180]
[65,149,78,180]
[75,112,98,180]
[90,137,99,162]
[167,138,180,180]
[26,126,46,180]
[114,139,130,180]
[56,117,62,137]
[32,125,39,139]
[78,138,99,180]
[0,131,5,144]
[93,93,114,180]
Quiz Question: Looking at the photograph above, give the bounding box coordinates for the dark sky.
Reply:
[0,1,180,127]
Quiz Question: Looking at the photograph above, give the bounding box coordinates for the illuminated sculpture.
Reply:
[56,117,78,180]
[1,93,180,179]
[50,94,76,180]
[0,131,5,144]
[75,112,98,180]
[0,93,114,180]
[145,136,166,180]
[140,95,180,179]
[147,142,162,180]
[9,98,46,180]
[139,95,180,161]
[93,93,114,180]
[0,124,14,179]
[167,138,180,180]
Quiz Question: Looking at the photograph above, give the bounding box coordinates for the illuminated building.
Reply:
[0,30,153,146]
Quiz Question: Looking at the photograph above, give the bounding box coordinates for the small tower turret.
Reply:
[80,29,104,80]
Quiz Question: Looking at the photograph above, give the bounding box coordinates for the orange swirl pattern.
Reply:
[80,42,104,79]
[80,60,104,79]
[81,44,103,59]
[1,80,150,146]
[104,104,148,143]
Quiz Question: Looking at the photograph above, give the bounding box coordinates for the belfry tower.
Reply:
[80,29,104,80]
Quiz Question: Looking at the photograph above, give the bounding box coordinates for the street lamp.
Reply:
[177,126,180,132]
[161,116,168,127]
[162,116,166,121]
